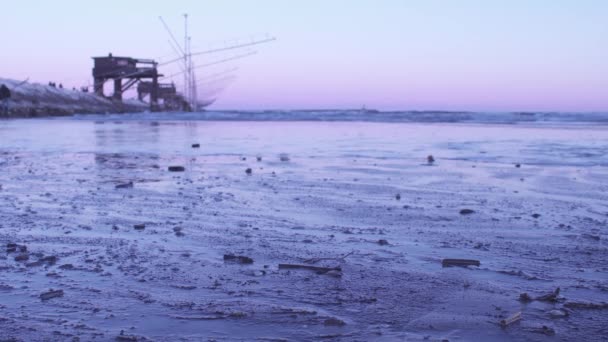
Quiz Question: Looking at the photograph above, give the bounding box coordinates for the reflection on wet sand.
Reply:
[0,118,607,341]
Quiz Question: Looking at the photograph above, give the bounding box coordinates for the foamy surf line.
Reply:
[67,110,608,125]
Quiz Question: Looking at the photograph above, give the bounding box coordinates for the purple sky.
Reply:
[1,0,607,111]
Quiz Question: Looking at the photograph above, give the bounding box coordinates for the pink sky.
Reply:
[1,0,607,111]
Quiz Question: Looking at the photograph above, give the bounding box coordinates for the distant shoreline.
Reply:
[50,110,608,126]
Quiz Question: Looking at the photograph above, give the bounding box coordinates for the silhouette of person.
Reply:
[0,84,11,116]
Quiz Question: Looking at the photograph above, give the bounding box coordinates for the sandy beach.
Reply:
[1,116,607,341]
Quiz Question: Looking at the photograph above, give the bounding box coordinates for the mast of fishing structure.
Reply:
[159,14,276,110]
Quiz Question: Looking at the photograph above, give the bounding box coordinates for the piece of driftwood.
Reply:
[224,254,254,264]
[520,287,560,303]
[279,264,341,273]
[536,287,560,302]
[441,259,481,268]
[500,311,521,327]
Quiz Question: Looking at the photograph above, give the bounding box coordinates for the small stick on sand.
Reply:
[304,251,354,264]
[500,311,522,327]
[442,259,481,268]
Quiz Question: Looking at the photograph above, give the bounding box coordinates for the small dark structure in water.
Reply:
[92,53,161,110]
[137,81,189,111]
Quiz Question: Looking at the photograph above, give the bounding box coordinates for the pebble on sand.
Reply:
[548,309,568,318]
[40,289,64,301]
[324,317,346,326]
[14,253,30,262]
[115,182,134,189]
[173,227,185,237]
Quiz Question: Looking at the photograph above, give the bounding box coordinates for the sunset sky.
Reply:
[1,0,607,111]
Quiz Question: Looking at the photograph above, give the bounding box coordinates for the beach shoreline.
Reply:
[1,118,607,341]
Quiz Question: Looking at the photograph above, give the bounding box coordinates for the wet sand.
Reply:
[1,118,607,341]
